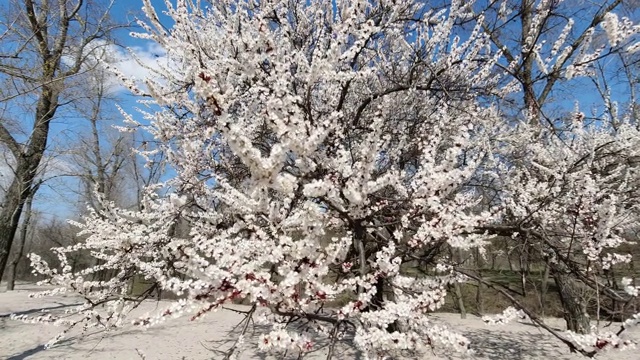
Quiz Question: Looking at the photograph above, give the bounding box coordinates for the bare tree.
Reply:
[70,67,133,211]
[0,0,122,281]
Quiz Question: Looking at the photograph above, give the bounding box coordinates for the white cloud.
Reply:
[62,39,170,94]
[104,41,169,92]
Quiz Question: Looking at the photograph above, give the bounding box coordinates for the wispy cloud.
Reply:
[105,41,169,91]
[62,39,169,94]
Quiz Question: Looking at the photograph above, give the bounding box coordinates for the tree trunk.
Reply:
[0,167,31,282]
[475,283,484,315]
[6,189,36,290]
[474,249,484,315]
[454,281,467,319]
[552,270,590,333]
[540,261,550,317]
[0,98,53,281]
[455,249,467,318]
[0,80,56,281]
[506,245,515,272]
[519,248,529,297]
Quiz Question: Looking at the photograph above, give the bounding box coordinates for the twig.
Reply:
[326,323,340,360]
[456,268,597,358]
[222,304,256,360]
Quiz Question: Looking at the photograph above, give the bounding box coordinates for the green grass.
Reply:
[128,275,158,297]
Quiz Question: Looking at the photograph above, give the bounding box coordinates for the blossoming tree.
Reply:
[18,0,640,358]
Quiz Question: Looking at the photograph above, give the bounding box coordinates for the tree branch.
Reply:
[456,268,597,357]
[0,122,22,159]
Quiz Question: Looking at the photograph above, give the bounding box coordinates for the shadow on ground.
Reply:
[200,320,365,359]
[464,328,567,359]
[6,345,46,360]
[0,302,82,319]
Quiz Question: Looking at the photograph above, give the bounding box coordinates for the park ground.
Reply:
[1,282,639,360]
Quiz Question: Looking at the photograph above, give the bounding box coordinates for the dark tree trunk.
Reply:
[369,276,401,333]
[0,88,54,281]
[552,270,590,333]
[6,189,36,290]
[474,248,484,315]
[454,281,467,319]
[452,249,467,318]
[0,166,33,282]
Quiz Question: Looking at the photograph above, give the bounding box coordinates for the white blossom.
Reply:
[19,0,640,358]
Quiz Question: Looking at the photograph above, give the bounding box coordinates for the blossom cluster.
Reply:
[18,0,640,358]
[482,307,530,325]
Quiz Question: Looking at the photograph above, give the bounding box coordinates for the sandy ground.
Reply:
[2,283,640,360]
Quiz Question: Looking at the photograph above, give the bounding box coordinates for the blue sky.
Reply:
[2,0,638,222]
[0,0,173,221]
